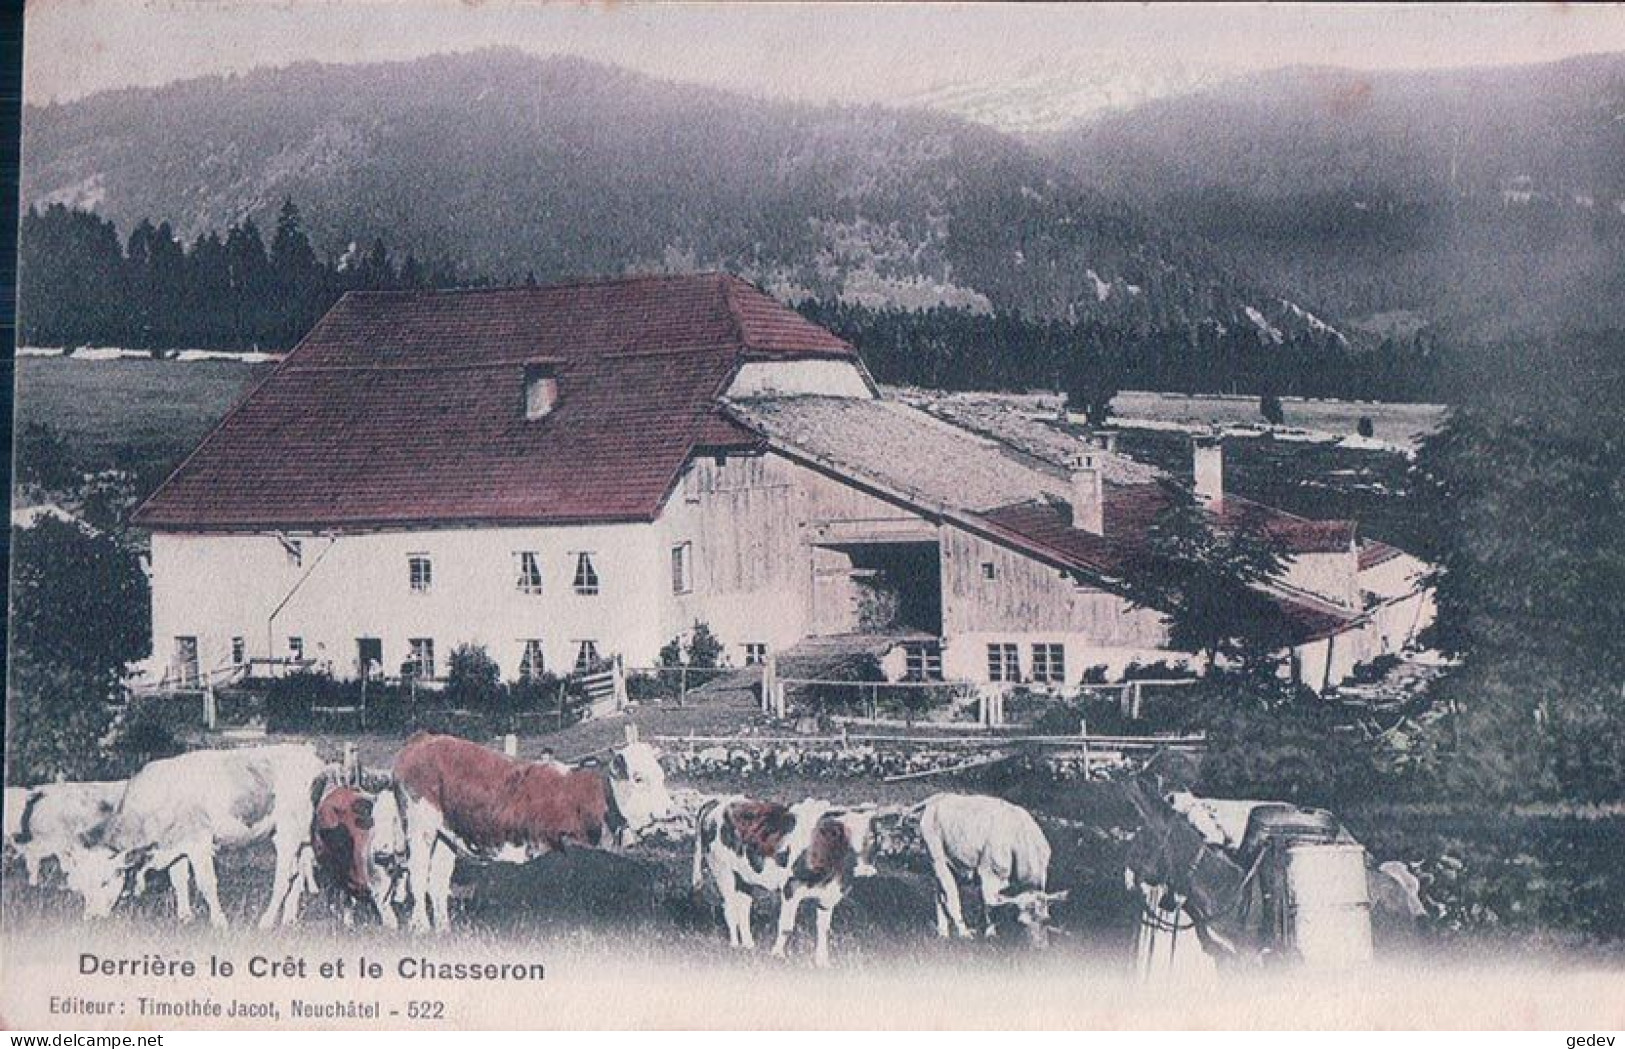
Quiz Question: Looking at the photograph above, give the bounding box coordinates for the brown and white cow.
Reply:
[917,793,1065,945]
[691,796,878,968]
[5,781,126,887]
[60,744,330,928]
[392,731,677,933]
[303,785,406,928]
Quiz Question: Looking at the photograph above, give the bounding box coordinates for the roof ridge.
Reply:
[341,271,732,300]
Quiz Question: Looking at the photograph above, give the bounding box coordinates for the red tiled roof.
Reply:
[1222,497,1356,554]
[973,484,1354,576]
[133,273,852,529]
[974,485,1356,645]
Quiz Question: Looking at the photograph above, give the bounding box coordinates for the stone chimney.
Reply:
[1192,433,1224,508]
[1069,452,1104,534]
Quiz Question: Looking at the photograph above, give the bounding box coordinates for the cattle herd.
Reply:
[3,732,1425,970]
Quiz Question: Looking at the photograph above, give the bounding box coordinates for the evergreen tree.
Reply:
[1416,332,1625,800]
[224,218,272,348]
[1120,482,1294,672]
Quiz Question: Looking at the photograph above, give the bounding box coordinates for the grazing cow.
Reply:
[61,745,330,928]
[4,781,126,887]
[916,793,1065,945]
[692,796,878,968]
[1369,860,1428,922]
[392,732,677,932]
[304,786,405,927]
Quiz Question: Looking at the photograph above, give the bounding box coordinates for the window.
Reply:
[518,639,546,680]
[986,642,1020,683]
[230,637,246,667]
[524,364,559,420]
[514,551,544,595]
[408,554,433,593]
[407,638,436,680]
[281,537,303,568]
[904,642,943,681]
[573,640,601,675]
[744,643,768,667]
[980,561,997,581]
[671,542,693,595]
[1031,643,1067,685]
[288,636,305,663]
[174,636,199,687]
[572,552,600,596]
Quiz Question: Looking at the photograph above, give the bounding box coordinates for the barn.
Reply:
[132,272,1433,693]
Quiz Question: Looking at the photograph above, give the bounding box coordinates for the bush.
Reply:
[658,621,726,669]
[445,644,503,711]
[264,669,338,732]
[687,622,724,669]
[1357,415,1375,438]
[5,656,119,784]
[16,421,79,492]
[1260,392,1285,425]
[1195,674,1379,808]
[107,696,187,774]
[1121,660,1197,682]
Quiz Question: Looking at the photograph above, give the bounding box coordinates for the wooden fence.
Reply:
[768,673,1199,727]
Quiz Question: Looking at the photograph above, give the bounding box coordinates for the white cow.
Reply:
[61,745,330,928]
[4,781,127,886]
[917,793,1066,945]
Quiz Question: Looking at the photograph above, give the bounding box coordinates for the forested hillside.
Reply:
[19,50,1352,372]
[1043,56,1625,342]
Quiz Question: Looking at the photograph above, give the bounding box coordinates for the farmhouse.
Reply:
[133,273,1432,693]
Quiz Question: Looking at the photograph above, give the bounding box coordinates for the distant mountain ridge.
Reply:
[1041,55,1625,340]
[19,48,1340,343]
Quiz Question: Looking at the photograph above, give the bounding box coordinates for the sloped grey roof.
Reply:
[727,396,1079,513]
[893,392,1165,484]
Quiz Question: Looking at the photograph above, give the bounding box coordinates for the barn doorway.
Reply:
[811,540,942,638]
[849,542,941,635]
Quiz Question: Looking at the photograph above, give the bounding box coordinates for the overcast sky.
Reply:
[23,2,1625,129]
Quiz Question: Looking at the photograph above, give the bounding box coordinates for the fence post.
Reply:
[761,654,776,714]
[203,680,217,730]
[774,679,787,720]
[503,733,518,758]
[678,665,688,707]
[341,742,359,786]
[1079,716,1091,780]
